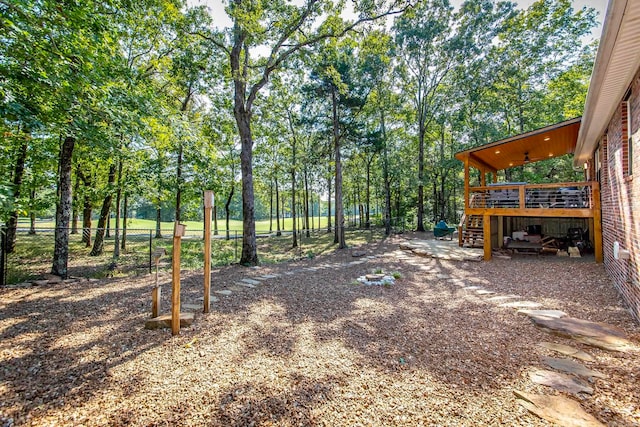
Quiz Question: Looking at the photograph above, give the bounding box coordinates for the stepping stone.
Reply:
[436,274,450,280]
[197,296,220,303]
[499,301,542,309]
[253,276,269,281]
[263,274,280,278]
[518,309,567,319]
[463,286,481,290]
[214,290,233,296]
[236,281,256,289]
[240,278,261,286]
[284,272,295,276]
[538,342,594,362]
[529,316,636,352]
[182,303,203,311]
[352,250,367,257]
[476,289,495,295]
[144,312,195,330]
[487,295,520,302]
[529,369,593,395]
[542,357,607,379]
[514,391,604,427]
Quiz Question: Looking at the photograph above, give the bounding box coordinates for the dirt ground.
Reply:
[1,233,639,426]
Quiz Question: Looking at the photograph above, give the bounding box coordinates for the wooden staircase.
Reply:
[459,214,484,248]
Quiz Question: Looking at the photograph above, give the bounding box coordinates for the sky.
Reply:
[187,0,609,42]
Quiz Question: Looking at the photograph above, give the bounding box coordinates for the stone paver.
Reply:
[542,357,607,379]
[487,295,520,302]
[514,391,604,427]
[529,316,636,352]
[240,278,261,286]
[214,290,233,296]
[529,369,593,395]
[499,301,543,309]
[538,341,594,362]
[236,281,256,289]
[518,309,567,319]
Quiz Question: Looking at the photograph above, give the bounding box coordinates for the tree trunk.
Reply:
[417,126,426,232]
[77,168,93,246]
[29,197,36,234]
[51,136,75,278]
[113,159,123,258]
[175,141,183,223]
[155,207,162,238]
[213,205,219,236]
[106,214,110,238]
[269,178,273,233]
[365,157,371,229]
[332,86,346,248]
[71,171,79,235]
[380,109,391,235]
[6,139,28,253]
[89,163,116,256]
[291,151,297,249]
[275,175,281,236]
[326,155,332,234]
[225,185,234,241]
[234,108,258,265]
[121,192,128,251]
[304,167,310,238]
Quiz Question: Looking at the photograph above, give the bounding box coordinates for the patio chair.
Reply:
[434,220,456,240]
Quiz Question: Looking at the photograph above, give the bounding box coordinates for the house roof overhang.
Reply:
[574,0,640,166]
[455,117,581,172]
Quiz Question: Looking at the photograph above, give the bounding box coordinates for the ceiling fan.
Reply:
[510,151,552,167]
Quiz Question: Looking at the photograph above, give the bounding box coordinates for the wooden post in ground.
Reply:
[483,214,492,261]
[592,182,603,263]
[171,222,186,335]
[203,190,214,313]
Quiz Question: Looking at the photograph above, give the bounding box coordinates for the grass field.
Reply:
[18,216,334,235]
[4,226,386,285]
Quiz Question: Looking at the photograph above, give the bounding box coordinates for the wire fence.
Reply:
[0,223,398,286]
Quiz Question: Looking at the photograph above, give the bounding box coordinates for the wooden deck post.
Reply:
[464,157,470,210]
[483,214,492,261]
[592,182,603,263]
[203,191,214,313]
[171,222,186,335]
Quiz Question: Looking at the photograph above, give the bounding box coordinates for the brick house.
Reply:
[574,0,640,322]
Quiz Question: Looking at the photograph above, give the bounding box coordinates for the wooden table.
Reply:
[506,240,542,256]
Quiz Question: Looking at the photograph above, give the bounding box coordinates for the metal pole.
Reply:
[149,230,152,275]
[203,190,213,313]
[0,226,6,287]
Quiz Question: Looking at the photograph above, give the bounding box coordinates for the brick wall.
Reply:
[598,66,640,322]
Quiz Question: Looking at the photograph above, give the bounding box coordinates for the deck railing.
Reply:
[468,181,595,210]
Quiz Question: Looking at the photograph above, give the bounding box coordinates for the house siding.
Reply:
[598,66,640,322]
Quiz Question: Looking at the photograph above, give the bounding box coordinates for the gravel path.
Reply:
[1,234,639,426]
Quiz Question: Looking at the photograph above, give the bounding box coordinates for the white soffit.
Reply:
[574,0,640,165]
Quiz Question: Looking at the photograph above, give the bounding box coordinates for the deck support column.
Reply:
[593,182,603,263]
[483,214,492,261]
[464,157,470,210]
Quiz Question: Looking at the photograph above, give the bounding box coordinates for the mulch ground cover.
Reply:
[1,233,639,426]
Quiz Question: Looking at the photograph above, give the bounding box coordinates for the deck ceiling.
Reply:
[455,118,581,172]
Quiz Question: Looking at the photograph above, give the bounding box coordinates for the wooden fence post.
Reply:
[171,222,186,335]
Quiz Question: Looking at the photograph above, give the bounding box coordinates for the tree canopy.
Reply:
[0,0,599,273]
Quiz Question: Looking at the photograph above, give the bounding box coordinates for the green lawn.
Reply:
[19,216,332,235]
[5,224,385,284]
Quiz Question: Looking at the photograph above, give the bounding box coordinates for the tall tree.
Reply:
[197,0,411,264]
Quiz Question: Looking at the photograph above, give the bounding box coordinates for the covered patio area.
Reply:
[454,118,603,263]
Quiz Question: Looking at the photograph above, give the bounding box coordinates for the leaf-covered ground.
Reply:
[1,233,639,426]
